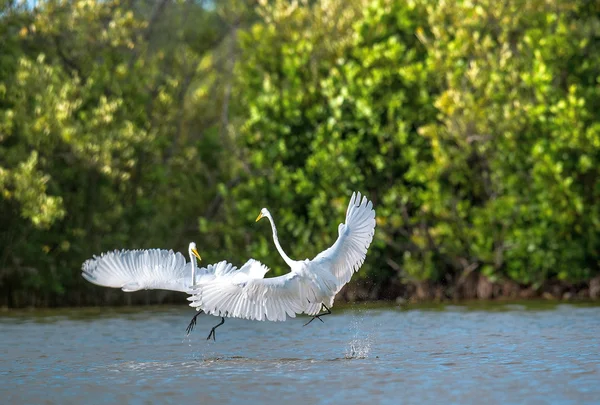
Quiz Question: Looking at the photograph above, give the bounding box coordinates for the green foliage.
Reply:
[1,151,66,228]
[233,0,600,288]
[1,0,599,306]
[0,0,243,306]
[419,0,600,285]
[228,0,370,271]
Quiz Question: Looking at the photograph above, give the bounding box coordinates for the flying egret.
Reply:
[187,191,376,328]
[81,242,243,340]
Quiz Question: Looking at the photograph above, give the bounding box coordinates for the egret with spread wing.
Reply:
[188,191,376,327]
[82,242,245,340]
[82,242,202,293]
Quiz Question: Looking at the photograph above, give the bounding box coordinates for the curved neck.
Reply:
[265,213,295,267]
[189,248,196,286]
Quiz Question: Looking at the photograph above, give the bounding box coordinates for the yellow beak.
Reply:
[191,248,201,261]
[255,212,264,222]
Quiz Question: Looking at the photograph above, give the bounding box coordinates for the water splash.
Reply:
[344,308,374,359]
[345,337,372,359]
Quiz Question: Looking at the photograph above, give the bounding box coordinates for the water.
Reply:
[1,302,599,404]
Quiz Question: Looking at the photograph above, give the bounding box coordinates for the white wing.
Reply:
[197,260,238,280]
[188,259,321,321]
[236,258,270,278]
[82,249,194,293]
[309,191,376,290]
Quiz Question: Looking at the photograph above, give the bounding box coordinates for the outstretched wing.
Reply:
[309,191,376,290]
[188,259,320,321]
[82,249,192,293]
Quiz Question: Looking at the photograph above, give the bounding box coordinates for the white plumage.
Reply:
[81,244,261,296]
[82,242,204,294]
[81,191,376,338]
[81,243,269,339]
[188,259,326,322]
[188,191,376,323]
[311,191,377,292]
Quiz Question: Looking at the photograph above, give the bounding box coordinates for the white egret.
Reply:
[81,242,243,340]
[188,191,376,326]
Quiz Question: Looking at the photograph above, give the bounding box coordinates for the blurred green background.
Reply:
[1,0,599,307]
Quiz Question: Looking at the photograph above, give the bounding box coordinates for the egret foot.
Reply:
[303,304,332,326]
[206,317,225,341]
[185,310,204,335]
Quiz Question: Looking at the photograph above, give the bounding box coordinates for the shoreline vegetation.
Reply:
[342,276,600,303]
[2,276,599,309]
[1,0,599,308]
[2,295,599,316]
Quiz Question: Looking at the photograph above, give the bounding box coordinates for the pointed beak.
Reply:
[255,212,264,222]
[191,248,201,261]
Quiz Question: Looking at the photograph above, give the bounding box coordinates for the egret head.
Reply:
[188,242,201,261]
[255,208,270,222]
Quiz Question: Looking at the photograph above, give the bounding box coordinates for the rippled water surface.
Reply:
[1,302,599,404]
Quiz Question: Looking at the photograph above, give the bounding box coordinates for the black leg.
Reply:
[206,317,225,341]
[303,304,332,327]
[185,310,204,336]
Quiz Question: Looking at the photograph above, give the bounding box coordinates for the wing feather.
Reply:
[82,249,192,293]
[82,250,233,294]
[188,259,318,321]
[310,191,376,291]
